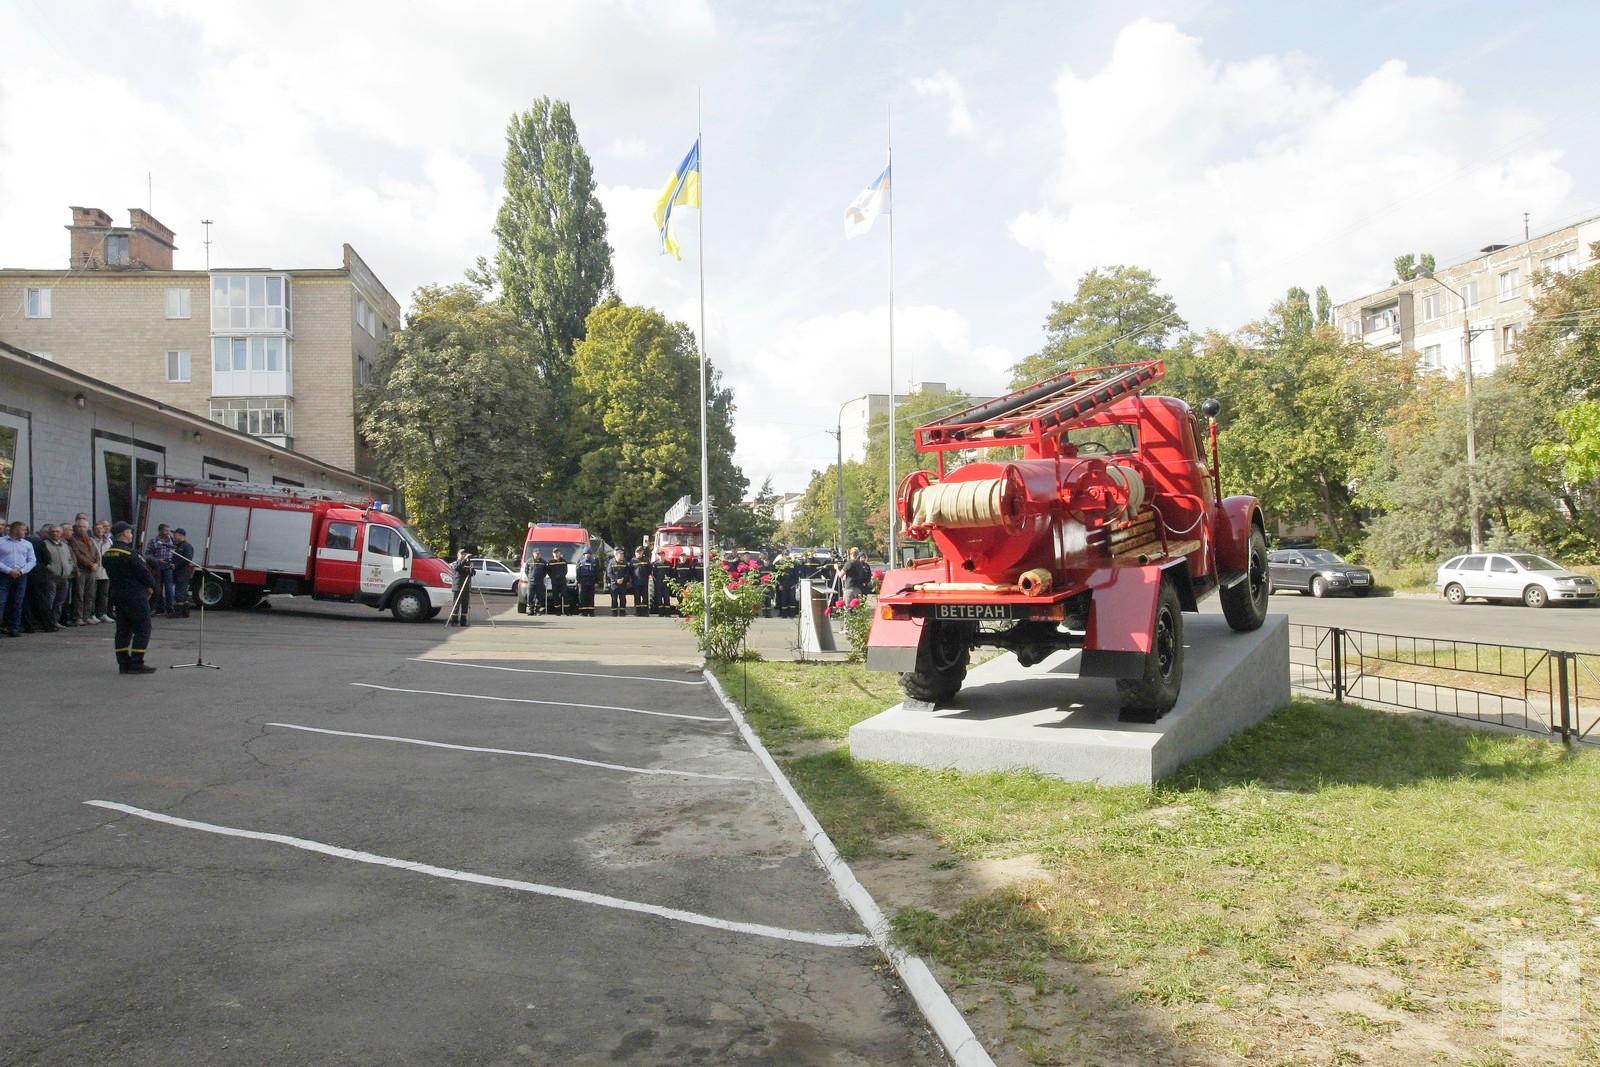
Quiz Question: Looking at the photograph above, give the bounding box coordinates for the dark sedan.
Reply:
[1267,548,1374,598]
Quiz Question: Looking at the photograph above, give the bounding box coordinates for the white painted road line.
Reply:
[413,659,707,686]
[349,683,724,723]
[84,801,872,949]
[264,722,760,782]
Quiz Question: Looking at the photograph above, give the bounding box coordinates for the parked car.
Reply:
[469,557,519,594]
[1436,552,1598,608]
[1267,548,1374,597]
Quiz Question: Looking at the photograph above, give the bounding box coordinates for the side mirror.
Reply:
[1200,398,1221,418]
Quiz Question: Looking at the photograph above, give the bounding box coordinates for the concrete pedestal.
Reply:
[848,613,1290,786]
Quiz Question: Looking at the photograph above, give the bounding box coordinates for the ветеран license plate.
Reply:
[934,603,1027,620]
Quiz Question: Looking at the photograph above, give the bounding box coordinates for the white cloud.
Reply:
[608,137,650,159]
[910,70,977,138]
[1010,19,1575,328]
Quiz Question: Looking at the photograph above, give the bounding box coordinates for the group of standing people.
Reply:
[1,516,197,672]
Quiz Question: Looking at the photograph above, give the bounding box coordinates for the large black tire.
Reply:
[1220,526,1269,632]
[1117,579,1184,720]
[900,621,971,706]
[390,586,430,622]
[196,573,230,610]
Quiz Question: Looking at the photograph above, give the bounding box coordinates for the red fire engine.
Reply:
[651,495,704,565]
[867,360,1269,718]
[141,479,457,622]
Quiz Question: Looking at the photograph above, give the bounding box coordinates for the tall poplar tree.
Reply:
[491,98,614,384]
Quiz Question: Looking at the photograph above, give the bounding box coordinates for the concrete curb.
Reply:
[704,668,994,1067]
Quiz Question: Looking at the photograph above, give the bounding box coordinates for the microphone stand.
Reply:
[171,542,223,671]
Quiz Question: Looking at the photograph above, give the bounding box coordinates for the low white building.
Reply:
[1,341,389,529]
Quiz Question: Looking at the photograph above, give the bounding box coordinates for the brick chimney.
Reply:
[65,205,177,270]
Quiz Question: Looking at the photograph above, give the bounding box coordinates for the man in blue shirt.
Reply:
[143,523,176,614]
[0,520,36,637]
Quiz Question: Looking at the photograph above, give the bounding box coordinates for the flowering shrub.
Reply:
[827,594,874,661]
[674,559,768,662]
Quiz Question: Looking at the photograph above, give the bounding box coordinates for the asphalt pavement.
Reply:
[1229,588,1598,651]
[1,597,943,1066]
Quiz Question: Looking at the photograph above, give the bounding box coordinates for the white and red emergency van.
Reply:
[140,479,456,622]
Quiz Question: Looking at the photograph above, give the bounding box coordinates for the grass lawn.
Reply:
[715,659,1600,1066]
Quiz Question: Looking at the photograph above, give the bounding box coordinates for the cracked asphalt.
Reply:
[1,599,944,1066]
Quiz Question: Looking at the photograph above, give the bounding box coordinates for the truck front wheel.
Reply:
[900,621,971,706]
[1117,579,1184,721]
[1220,526,1269,632]
[196,574,230,610]
[391,587,430,622]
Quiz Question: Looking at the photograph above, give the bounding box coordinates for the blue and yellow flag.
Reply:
[653,140,701,260]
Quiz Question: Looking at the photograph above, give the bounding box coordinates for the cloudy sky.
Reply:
[3,1,1596,495]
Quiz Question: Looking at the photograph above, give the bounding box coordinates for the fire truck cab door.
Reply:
[360,523,409,597]
[315,520,362,599]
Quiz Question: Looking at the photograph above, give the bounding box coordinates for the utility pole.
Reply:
[1421,268,1486,551]
[826,419,845,558]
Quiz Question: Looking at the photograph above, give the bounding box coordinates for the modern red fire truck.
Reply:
[140,479,456,621]
[867,360,1269,718]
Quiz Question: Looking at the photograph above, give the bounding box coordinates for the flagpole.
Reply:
[885,105,898,568]
[696,91,712,639]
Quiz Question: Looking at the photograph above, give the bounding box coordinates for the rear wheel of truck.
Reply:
[900,620,971,706]
[1220,526,1269,632]
[1117,578,1184,721]
[390,586,429,622]
[196,574,230,610]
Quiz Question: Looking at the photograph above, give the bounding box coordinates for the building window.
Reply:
[212,336,287,373]
[1342,320,1359,341]
[1502,323,1523,352]
[165,287,191,318]
[1362,306,1398,334]
[209,397,291,437]
[0,423,17,520]
[105,234,129,266]
[1541,250,1578,285]
[357,355,371,387]
[1422,293,1441,321]
[166,350,191,382]
[24,287,51,318]
[1461,281,1479,308]
[1419,344,1442,370]
[1498,268,1521,300]
[211,274,290,331]
[355,297,378,338]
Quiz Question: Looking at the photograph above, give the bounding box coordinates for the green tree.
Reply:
[858,386,973,552]
[569,300,745,551]
[360,284,545,555]
[783,462,873,553]
[1314,285,1332,326]
[1165,307,1414,545]
[1512,241,1600,406]
[721,477,782,549]
[1008,265,1187,386]
[1392,252,1437,283]
[490,98,614,371]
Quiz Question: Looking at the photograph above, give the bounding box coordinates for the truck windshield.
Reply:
[1066,424,1138,455]
[524,541,580,564]
[395,523,435,558]
[657,530,696,546]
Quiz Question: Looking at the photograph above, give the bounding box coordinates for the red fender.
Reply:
[1079,565,1161,679]
[1211,495,1264,577]
[865,565,934,673]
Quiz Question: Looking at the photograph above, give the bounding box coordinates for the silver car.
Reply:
[1436,552,1598,608]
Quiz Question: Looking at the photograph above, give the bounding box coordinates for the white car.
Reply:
[1436,552,1598,608]
[469,557,519,594]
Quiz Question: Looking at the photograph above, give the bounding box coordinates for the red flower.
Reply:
[833,598,844,608]
[728,580,742,591]
[848,597,861,609]
[872,569,884,581]
[761,574,773,584]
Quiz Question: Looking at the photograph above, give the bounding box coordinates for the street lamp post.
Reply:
[826,423,845,558]
[1419,268,1487,552]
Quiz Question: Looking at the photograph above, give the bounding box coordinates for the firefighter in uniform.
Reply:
[606,549,630,617]
[575,551,598,617]
[630,547,652,617]
[525,550,547,615]
[103,521,157,674]
[546,550,569,616]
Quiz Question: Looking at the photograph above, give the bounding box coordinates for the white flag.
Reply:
[844,165,891,238]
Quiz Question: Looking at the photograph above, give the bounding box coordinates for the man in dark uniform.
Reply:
[630,547,651,617]
[575,551,598,617]
[651,550,675,616]
[103,521,157,674]
[525,550,547,615]
[546,550,569,616]
[449,548,473,627]
[606,549,630,617]
[170,528,196,618]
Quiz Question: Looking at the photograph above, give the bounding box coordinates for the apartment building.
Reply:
[1333,213,1600,376]
[0,206,400,475]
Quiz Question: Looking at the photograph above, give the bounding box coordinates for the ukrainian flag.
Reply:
[653,140,701,260]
